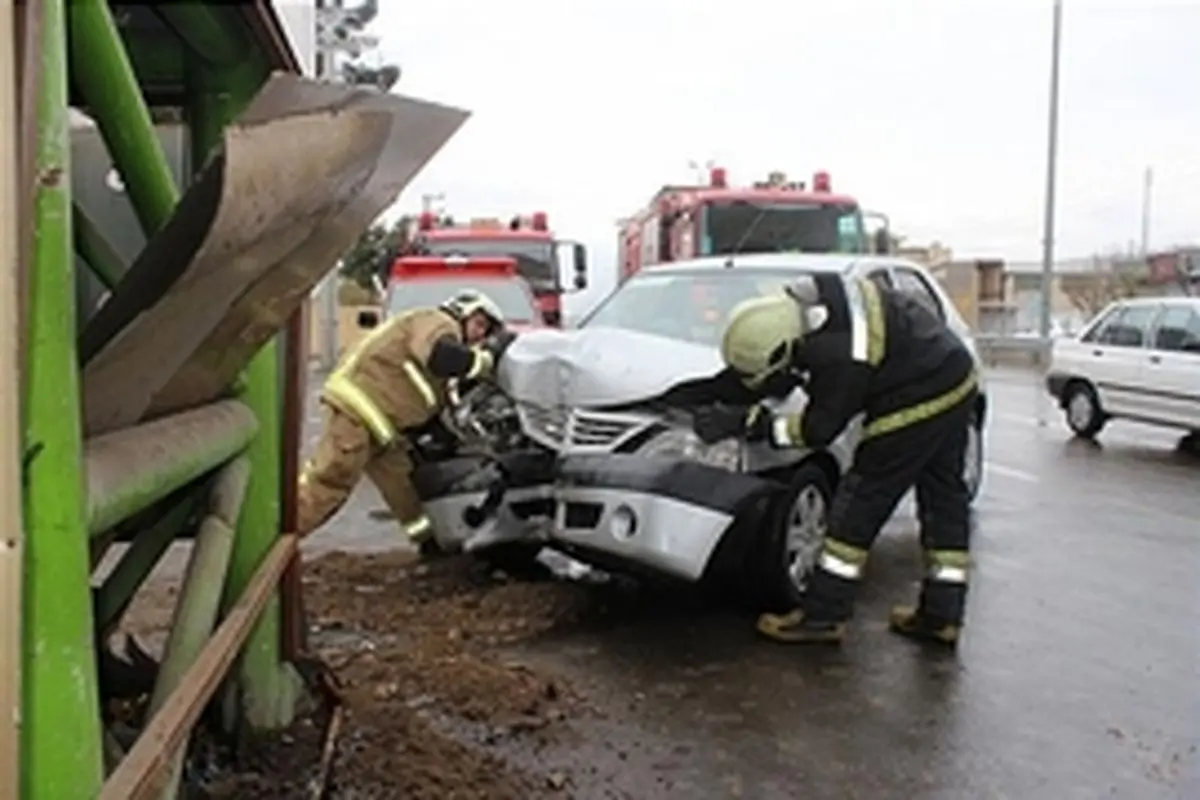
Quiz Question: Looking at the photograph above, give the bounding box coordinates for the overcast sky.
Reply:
[328,0,1198,315]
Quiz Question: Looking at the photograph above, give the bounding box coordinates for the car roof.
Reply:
[1109,295,1200,308]
[632,252,917,276]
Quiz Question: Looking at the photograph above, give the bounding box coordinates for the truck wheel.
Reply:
[1063,381,1107,439]
[750,462,833,612]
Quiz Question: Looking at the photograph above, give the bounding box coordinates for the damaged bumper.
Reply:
[412,451,779,582]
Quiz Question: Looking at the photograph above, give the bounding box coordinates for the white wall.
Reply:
[271,0,317,76]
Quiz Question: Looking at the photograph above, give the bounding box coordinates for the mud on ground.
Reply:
[193,550,603,799]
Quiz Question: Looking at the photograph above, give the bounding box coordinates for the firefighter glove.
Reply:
[483,329,517,363]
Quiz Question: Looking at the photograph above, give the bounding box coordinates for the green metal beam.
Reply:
[73,202,125,290]
[66,0,179,236]
[157,4,253,67]
[84,400,259,538]
[21,0,105,795]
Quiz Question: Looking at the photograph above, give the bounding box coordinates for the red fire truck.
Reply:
[617,166,890,283]
[399,211,587,326]
[375,255,548,332]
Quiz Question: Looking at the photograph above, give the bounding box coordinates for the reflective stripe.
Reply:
[465,347,495,380]
[926,549,970,584]
[322,374,398,446]
[817,538,869,580]
[844,277,870,362]
[863,370,978,439]
[403,515,433,541]
[401,360,438,408]
[770,412,804,448]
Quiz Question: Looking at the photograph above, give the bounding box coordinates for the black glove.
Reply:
[482,329,517,363]
[692,404,771,444]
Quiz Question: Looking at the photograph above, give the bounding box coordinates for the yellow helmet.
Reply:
[441,289,505,329]
[720,293,804,388]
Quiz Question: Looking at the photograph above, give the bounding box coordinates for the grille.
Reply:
[519,406,647,452]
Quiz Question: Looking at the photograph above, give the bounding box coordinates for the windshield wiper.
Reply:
[727,204,768,262]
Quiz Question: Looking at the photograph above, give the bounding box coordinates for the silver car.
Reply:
[410,254,988,609]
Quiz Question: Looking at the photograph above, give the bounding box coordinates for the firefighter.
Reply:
[691,274,978,646]
[296,290,515,550]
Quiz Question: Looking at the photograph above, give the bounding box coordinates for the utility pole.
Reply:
[1038,0,1063,352]
[312,0,395,371]
[315,0,341,372]
[1140,165,1152,256]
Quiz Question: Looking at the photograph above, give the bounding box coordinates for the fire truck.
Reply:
[617,166,890,283]
[397,211,588,326]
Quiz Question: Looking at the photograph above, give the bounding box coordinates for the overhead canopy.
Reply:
[80,73,469,436]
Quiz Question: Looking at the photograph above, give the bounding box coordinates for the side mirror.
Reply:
[542,309,562,326]
[573,273,587,290]
[357,309,379,329]
[572,242,587,279]
[873,228,891,255]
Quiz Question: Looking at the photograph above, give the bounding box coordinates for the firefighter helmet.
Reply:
[441,290,505,331]
[720,293,805,388]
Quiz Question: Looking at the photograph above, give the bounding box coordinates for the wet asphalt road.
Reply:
[306,367,1200,799]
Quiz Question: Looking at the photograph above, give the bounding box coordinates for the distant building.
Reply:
[1145,247,1199,296]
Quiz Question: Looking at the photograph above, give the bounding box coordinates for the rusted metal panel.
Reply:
[79,73,469,435]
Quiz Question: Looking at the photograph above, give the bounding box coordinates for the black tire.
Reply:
[747,462,834,612]
[964,409,984,504]
[476,542,550,580]
[1062,381,1107,439]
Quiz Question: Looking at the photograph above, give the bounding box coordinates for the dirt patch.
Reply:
[198,549,599,798]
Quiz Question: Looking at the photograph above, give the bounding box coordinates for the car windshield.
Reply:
[422,239,557,293]
[387,277,539,323]
[702,201,866,255]
[580,269,802,347]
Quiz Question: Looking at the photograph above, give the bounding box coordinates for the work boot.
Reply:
[755,608,845,644]
[418,537,450,560]
[888,605,960,647]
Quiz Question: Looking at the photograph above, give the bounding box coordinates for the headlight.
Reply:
[638,428,741,470]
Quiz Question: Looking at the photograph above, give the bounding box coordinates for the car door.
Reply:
[1144,302,1200,428]
[1088,303,1163,419]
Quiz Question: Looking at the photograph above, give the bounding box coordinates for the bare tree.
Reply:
[1059,258,1143,317]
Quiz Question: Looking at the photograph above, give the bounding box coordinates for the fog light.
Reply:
[609,505,638,540]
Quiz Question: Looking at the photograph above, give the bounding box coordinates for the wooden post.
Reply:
[1,1,25,794]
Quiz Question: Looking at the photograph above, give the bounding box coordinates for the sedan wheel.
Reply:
[784,483,828,595]
[1064,382,1106,439]
[963,419,984,502]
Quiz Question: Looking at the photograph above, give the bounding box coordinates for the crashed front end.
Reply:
[411,328,786,583]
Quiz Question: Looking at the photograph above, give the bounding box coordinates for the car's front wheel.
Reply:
[964,412,984,502]
[751,462,833,612]
[1063,381,1107,439]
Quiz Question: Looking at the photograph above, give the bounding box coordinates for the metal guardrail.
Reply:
[975,334,1052,368]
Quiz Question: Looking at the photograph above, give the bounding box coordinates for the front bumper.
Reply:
[413,451,779,582]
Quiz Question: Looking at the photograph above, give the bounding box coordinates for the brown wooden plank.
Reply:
[97,535,298,800]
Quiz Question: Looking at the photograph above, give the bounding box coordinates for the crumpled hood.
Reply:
[496,326,724,409]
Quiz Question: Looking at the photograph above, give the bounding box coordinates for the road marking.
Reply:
[984,462,1038,483]
[994,412,1040,427]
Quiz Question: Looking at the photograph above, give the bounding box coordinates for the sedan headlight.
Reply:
[637,427,742,471]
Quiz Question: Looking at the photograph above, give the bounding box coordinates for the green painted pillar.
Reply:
[188,55,298,730]
[73,203,125,290]
[21,0,104,795]
[66,0,179,236]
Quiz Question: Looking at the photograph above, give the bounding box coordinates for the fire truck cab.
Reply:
[617,167,890,283]
[401,212,587,326]
[365,255,547,333]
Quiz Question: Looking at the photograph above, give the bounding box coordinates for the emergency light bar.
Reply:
[391,255,519,278]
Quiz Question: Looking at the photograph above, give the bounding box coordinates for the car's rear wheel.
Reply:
[1063,381,1107,439]
[964,412,984,502]
[751,462,833,612]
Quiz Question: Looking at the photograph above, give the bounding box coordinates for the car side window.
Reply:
[1153,305,1200,352]
[892,266,945,320]
[1080,305,1120,343]
[1097,305,1160,348]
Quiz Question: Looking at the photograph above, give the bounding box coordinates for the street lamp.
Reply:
[1038,0,1063,351]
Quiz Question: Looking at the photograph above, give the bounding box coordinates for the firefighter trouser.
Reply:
[802,393,976,625]
[296,406,432,543]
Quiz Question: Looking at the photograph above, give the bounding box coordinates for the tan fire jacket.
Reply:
[321,308,463,446]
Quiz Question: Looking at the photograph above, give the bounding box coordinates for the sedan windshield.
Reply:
[580,269,800,347]
[703,201,866,255]
[387,277,539,323]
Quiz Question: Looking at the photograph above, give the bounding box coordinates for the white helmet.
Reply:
[441,289,505,331]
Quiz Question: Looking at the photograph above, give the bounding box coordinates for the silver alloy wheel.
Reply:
[963,423,983,500]
[785,483,828,593]
[1067,390,1096,432]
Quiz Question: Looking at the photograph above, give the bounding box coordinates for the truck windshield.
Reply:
[580,269,797,347]
[387,277,539,324]
[701,201,866,255]
[422,239,557,293]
